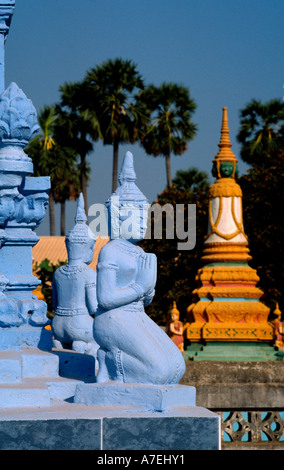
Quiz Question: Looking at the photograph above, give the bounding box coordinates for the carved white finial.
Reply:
[118,151,136,184]
[75,192,87,224]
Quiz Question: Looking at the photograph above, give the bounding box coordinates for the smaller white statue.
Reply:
[52,194,99,360]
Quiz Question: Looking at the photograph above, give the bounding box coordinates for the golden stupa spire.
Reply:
[213,107,237,164]
[219,107,232,148]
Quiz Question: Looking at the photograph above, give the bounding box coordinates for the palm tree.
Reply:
[82,58,145,192]
[237,99,284,167]
[172,167,209,194]
[59,82,100,209]
[26,105,81,235]
[237,98,284,310]
[49,139,81,235]
[137,82,197,188]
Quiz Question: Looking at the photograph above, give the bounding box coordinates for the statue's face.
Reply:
[220,162,234,177]
[33,194,49,219]
[212,161,238,178]
[119,206,148,243]
[66,235,95,265]
[109,201,149,243]
[83,238,95,265]
[18,194,49,225]
[171,312,179,322]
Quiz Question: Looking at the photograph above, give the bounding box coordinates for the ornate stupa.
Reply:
[185,107,273,344]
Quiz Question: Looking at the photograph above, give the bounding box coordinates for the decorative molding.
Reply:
[194,286,265,299]
[0,82,39,149]
[195,265,260,283]
[0,1,15,37]
[208,179,242,198]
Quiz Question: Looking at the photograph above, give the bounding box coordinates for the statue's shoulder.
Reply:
[98,240,143,272]
[98,240,121,260]
[53,265,64,278]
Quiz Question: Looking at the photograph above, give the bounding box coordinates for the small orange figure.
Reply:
[273,303,284,350]
[166,301,184,352]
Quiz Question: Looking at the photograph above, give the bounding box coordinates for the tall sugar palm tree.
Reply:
[59,82,100,209]
[26,105,81,235]
[137,82,197,188]
[52,157,81,236]
[82,58,145,192]
[237,98,284,167]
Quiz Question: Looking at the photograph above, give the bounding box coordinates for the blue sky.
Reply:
[4,0,284,235]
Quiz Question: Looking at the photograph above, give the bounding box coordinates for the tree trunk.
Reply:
[112,139,119,192]
[165,153,172,188]
[49,192,56,236]
[80,152,88,211]
[60,201,65,236]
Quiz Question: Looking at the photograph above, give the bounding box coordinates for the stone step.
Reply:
[0,325,53,351]
[0,348,97,408]
[0,375,85,408]
[193,355,278,361]
[185,342,279,361]
[185,352,279,361]
[192,348,277,355]
[186,344,204,352]
[21,350,59,378]
[0,348,59,383]
[0,383,51,408]
[0,352,22,383]
[192,350,279,361]
[201,345,275,351]
[75,382,196,412]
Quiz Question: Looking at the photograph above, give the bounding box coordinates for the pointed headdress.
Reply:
[66,193,90,243]
[105,151,149,209]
